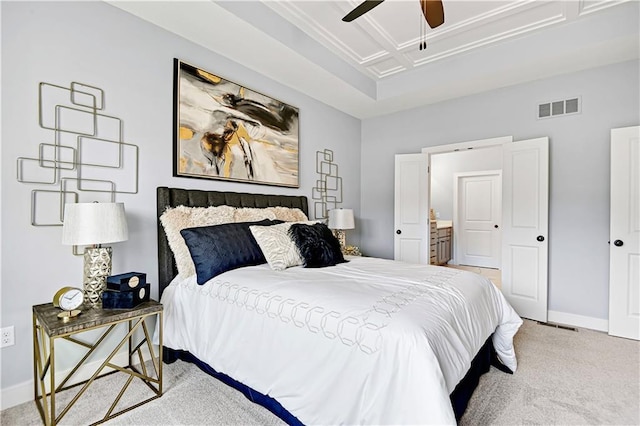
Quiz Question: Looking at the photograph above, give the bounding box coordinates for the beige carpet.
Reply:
[462,320,639,425]
[446,264,502,289]
[2,320,638,425]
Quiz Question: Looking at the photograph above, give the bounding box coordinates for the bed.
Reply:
[156,186,522,425]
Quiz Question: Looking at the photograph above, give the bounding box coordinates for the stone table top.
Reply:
[33,300,162,337]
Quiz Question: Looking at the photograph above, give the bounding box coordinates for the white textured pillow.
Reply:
[160,205,235,277]
[267,206,308,222]
[249,222,304,271]
[234,207,277,222]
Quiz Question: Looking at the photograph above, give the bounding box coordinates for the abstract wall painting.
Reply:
[173,59,299,187]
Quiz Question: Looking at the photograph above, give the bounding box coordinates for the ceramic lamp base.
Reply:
[334,229,347,250]
[83,246,112,307]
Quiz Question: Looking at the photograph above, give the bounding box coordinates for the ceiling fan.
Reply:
[342,0,445,50]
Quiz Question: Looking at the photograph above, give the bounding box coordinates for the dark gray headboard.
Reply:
[157,186,309,296]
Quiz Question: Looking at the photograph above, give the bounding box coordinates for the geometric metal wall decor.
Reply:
[16,81,138,227]
[312,149,343,220]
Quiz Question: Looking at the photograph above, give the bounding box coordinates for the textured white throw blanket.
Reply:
[158,257,522,425]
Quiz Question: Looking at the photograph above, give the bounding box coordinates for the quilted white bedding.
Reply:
[159,256,522,425]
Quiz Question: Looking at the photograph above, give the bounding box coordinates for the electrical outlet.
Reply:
[1,326,15,348]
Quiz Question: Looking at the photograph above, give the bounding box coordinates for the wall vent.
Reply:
[537,96,581,119]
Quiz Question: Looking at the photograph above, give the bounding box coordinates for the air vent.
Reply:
[537,96,581,119]
[565,98,579,114]
[537,321,578,332]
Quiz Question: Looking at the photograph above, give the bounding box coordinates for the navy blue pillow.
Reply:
[288,222,347,268]
[181,219,277,285]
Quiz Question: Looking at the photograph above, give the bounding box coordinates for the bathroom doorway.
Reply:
[429,146,502,270]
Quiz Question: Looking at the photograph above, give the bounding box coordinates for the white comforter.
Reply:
[158,257,522,425]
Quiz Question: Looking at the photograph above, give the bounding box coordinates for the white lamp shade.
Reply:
[62,202,128,245]
[328,208,355,230]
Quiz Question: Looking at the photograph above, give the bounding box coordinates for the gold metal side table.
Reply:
[32,301,163,425]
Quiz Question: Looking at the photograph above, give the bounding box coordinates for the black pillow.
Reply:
[288,222,347,268]
[181,219,276,285]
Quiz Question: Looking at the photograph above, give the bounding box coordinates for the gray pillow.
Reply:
[250,222,305,271]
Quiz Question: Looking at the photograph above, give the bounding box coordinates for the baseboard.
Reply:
[0,379,30,412]
[0,345,158,411]
[547,310,608,332]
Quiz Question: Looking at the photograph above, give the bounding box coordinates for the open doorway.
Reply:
[429,146,503,286]
[396,136,549,321]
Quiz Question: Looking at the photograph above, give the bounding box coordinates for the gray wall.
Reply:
[360,59,640,321]
[1,2,361,394]
[2,0,638,405]
[430,146,502,221]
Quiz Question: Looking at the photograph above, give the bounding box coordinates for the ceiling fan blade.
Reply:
[342,0,385,22]
[421,0,445,29]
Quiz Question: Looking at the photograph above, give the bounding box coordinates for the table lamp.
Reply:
[62,202,128,307]
[328,208,355,250]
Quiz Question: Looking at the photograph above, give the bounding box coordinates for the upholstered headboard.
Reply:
[156,186,309,296]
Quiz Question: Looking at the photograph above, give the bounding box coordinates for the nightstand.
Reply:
[32,301,163,425]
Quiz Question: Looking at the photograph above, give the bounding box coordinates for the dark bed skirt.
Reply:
[163,336,506,425]
[451,336,493,420]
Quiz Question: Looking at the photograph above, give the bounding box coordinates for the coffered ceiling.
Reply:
[106,1,639,118]
[265,0,595,80]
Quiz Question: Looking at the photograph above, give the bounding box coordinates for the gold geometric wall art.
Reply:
[16,81,138,226]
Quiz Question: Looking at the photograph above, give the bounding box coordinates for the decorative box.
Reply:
[102,284,150,309]
[106,272,146,291]
[343,245,362,256]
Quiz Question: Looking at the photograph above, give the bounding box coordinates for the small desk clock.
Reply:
[53,286,83,321]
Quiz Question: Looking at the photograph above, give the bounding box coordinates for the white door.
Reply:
[394,154,429,263]
[609,126,640,340]
[502,137,549,322]
[455,171,502,268]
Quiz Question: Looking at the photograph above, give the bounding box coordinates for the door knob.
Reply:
[614,239,624,247]
[536,235,545,242]
[396,229,402,235]
[494,224,499,228]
